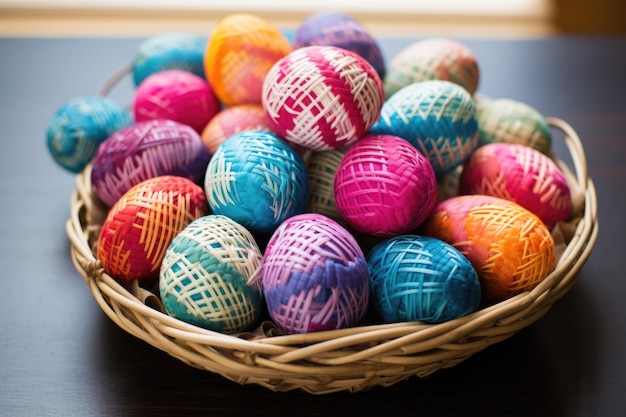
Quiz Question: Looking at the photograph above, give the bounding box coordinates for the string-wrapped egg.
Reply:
[98,175,209,286]
[422,195,556,302]
[334,134,437,237]
[371,80,478,176]
[133,69,220,133]
[367,235,481,324]
[475,97,552,154]
[294,12,386,78]
[261,213,369,334]
[262,45,384,151]
[459,142,572,229]
[132,32,207,86]
[200,104,272,154]
[305,147,349,225]
[160,215,263,333]
[46,96,132,173]
[91,119,211,207]
[204,13,291,106]
[204,130,309,237]
[384,38,480,98]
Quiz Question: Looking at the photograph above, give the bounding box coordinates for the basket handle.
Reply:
[546,117,588,191]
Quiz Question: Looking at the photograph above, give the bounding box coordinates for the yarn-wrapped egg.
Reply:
[459,143,572,229]
[334,134,437,237]
[383,38,480,98]
[305,147,348,225]
[422,195,556,302]
[159,215,263,333]
[204,130,309,237]
[200,104,272,154]
[132,32,206,87]
[262,45,384,151]
[204,13,291,106]
[98,176,209,286]
[133,69,220,133]
[475,98,552,154]
[367,235,481,324]
[371,80,478,176]
[91,119,211,207]
[46,96,132,173]
[294,12,386,78]
[261,213,369,334]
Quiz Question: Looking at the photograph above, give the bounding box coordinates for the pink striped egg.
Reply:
[262,45,384,151]
[459,143,571,229]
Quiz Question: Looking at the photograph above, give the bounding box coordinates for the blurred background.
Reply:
[0,0,624,37]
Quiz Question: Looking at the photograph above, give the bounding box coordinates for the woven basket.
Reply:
[66,117,598,394]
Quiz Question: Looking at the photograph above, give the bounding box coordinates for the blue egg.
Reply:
[46,96,132,173]
[204,130,309,237]
[371,80,478,175]
[367,234,481,324]
[159,215,264,333]
[132,32,207,86]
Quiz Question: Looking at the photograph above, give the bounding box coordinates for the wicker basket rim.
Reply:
[65,117,598,393]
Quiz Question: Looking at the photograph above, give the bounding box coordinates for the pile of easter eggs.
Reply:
[47,12,573,336]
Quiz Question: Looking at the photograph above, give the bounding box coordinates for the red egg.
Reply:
[97,176,209,286]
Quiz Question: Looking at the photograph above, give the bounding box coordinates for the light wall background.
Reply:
[0,0,623,37]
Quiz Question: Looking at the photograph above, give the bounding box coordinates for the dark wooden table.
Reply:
[1,35,624,417]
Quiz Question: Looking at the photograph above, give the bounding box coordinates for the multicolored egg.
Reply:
[459,142,572,229]
[159,215,263,333]
[200,104,272,154]
[46,96,132,173]
[204,130,309,237]
[132,32,207,86]
[422,195,556,302]
[384,38,480,98]
[334,134,437,237]
[98,176,209,286]
[294,12,386,78]
[475,98,552,154]
[262,45,384,151]
[367,235,481,324]
[204,13,291,106]
[133,69,221,133]
[261,213,369,334]
[371,80,478,176]
[91,119,211,207]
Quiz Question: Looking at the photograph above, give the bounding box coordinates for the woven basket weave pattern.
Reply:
[67,118,597,394]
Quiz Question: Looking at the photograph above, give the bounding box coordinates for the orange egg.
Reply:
[422,195,556,302]
[204,14,291,106]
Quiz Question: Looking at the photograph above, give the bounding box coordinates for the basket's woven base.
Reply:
[66,118,598,394]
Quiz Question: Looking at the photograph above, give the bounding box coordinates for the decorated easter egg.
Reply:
[334,134,437,236]
[46,96,132,173]
[422,195,556,302]
[160,215,263,333]
[459,143,572,229]
[367,235,481,324]
[204,130,309,237]
[262,45,384,151]
[305,147,349,225]
[294,12,386,78]
[132,32,207,86]
[384,38,480,98]
[475,98,552,154]
[98,176,209,286]
[261,213,369,334]
[91,119,211,207]
[200,104,272,154]
[204,13,291,106]
[371,80,478,175]
[133,69,220,133]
